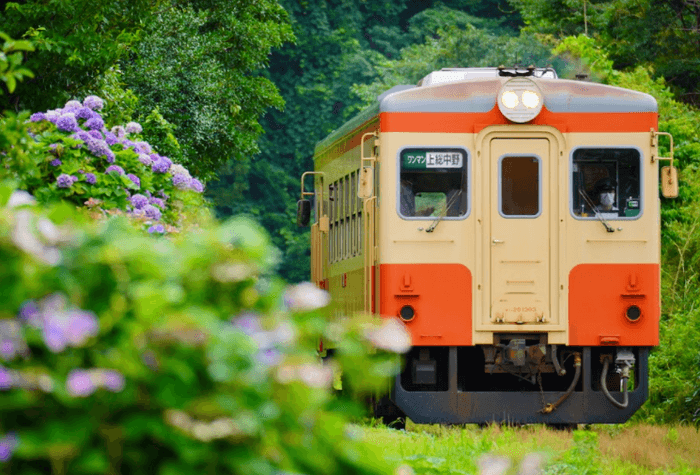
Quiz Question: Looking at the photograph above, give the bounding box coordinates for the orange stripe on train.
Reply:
[568,263,660,346]
[380,263,472,346]
[380,107,658,134]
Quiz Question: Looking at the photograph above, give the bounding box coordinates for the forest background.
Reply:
[2,0,700,428]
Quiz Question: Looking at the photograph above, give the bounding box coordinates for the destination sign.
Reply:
[401,149,464,170]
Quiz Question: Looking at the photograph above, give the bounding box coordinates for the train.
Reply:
[297,66,678,426]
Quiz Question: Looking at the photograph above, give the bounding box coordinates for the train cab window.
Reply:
[571,148,642,219]
[398,148,468,219]
[499,155,540,217]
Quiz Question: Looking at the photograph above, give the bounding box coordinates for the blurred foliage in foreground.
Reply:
[0,33,411,473]
[0,179,411,474]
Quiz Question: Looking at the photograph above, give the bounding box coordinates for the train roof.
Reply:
[315,67,658,157]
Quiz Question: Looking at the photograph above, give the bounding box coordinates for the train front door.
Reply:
[488,138,551,326]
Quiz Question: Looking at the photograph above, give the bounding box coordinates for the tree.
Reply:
[0,0,163,112]
[120,0,294,181]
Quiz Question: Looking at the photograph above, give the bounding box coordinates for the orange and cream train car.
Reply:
[297,67,678,425]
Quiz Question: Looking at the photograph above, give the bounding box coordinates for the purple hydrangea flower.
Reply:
[56,114,79,132]
[0,432,19,462]
[75,106,94,120]
[142,205,162,220]
[0,366,12,390]
[148,224,165,234]
[121,139,135,150]
[149,197,165,208]
[105,165,125,176]
[86,138,114,162]
[137,154,152,166]
[151,159,170,174]
[66,370,96,397]
[84,116,104,131]
[257,348,282,367]
[57,174,75,188]
[190,178,204,193]
[45,110,60,123]
[111,125,126,138]
[85,173,96,185]
[64,310,98,346]
[130,194,148,209]
[125,122,142,134]
[172,173,190,189]
[126,174,140,188]
[88,129,103,140]
[74,130,92,142]
[29,112,46,122]
[64,100,82,110]
[50,159,61,167]
[136,141,152,154]
[0,340,15,361]
[104,131,118,145]
[83,95,104,111]
[100,370,125,392]
[42,316,68,353]
[18,301,40,328]
[151,156,172,174]
[232,313,261,335]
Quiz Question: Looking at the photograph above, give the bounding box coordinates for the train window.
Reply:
[499,155,540,217]
[398,148,468,219]
[571,148,642,219]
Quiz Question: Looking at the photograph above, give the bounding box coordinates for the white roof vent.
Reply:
[419,67,557,87]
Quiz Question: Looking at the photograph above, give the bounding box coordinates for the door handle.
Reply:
[492,239,504,244]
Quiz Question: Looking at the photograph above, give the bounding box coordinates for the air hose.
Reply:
[601,355,629,409]
[540,352,581,414]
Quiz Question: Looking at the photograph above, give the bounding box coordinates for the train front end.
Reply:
[374,67,668,424]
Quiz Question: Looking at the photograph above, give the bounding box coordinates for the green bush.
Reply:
[0,180,407,474]
[1,94,211,233]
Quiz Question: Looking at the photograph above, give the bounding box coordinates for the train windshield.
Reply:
[571,148,642,219]
[398,148,468,219]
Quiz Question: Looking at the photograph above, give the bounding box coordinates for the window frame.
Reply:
[396,145,471,221]
[569,146,644,222]
[497,153,543,219]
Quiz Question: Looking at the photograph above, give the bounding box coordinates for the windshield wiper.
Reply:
[578,189,615,233]
[426,191,462,233]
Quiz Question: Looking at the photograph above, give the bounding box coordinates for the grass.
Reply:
[356,420,700,475]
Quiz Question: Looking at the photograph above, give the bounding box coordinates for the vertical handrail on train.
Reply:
[363,196,377,314]
[360,132,379,315]
[300,171,326,287]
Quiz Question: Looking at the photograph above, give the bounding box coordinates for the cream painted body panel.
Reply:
[376,128,659,346]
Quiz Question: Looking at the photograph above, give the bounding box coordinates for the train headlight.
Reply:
[399,305,415,322]
[625,305,642,322]
[497,78,544,123]
[501,91,519,109]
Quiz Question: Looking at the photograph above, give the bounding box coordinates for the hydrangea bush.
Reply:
[5,96,208,234]
[0,182,409,475]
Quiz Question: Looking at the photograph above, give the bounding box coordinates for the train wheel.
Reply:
[372,394,406,430]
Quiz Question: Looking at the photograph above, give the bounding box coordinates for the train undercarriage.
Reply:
[377,336,649,427]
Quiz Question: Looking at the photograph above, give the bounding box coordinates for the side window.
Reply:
[571,148,642,219]
[398,148,468,219]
